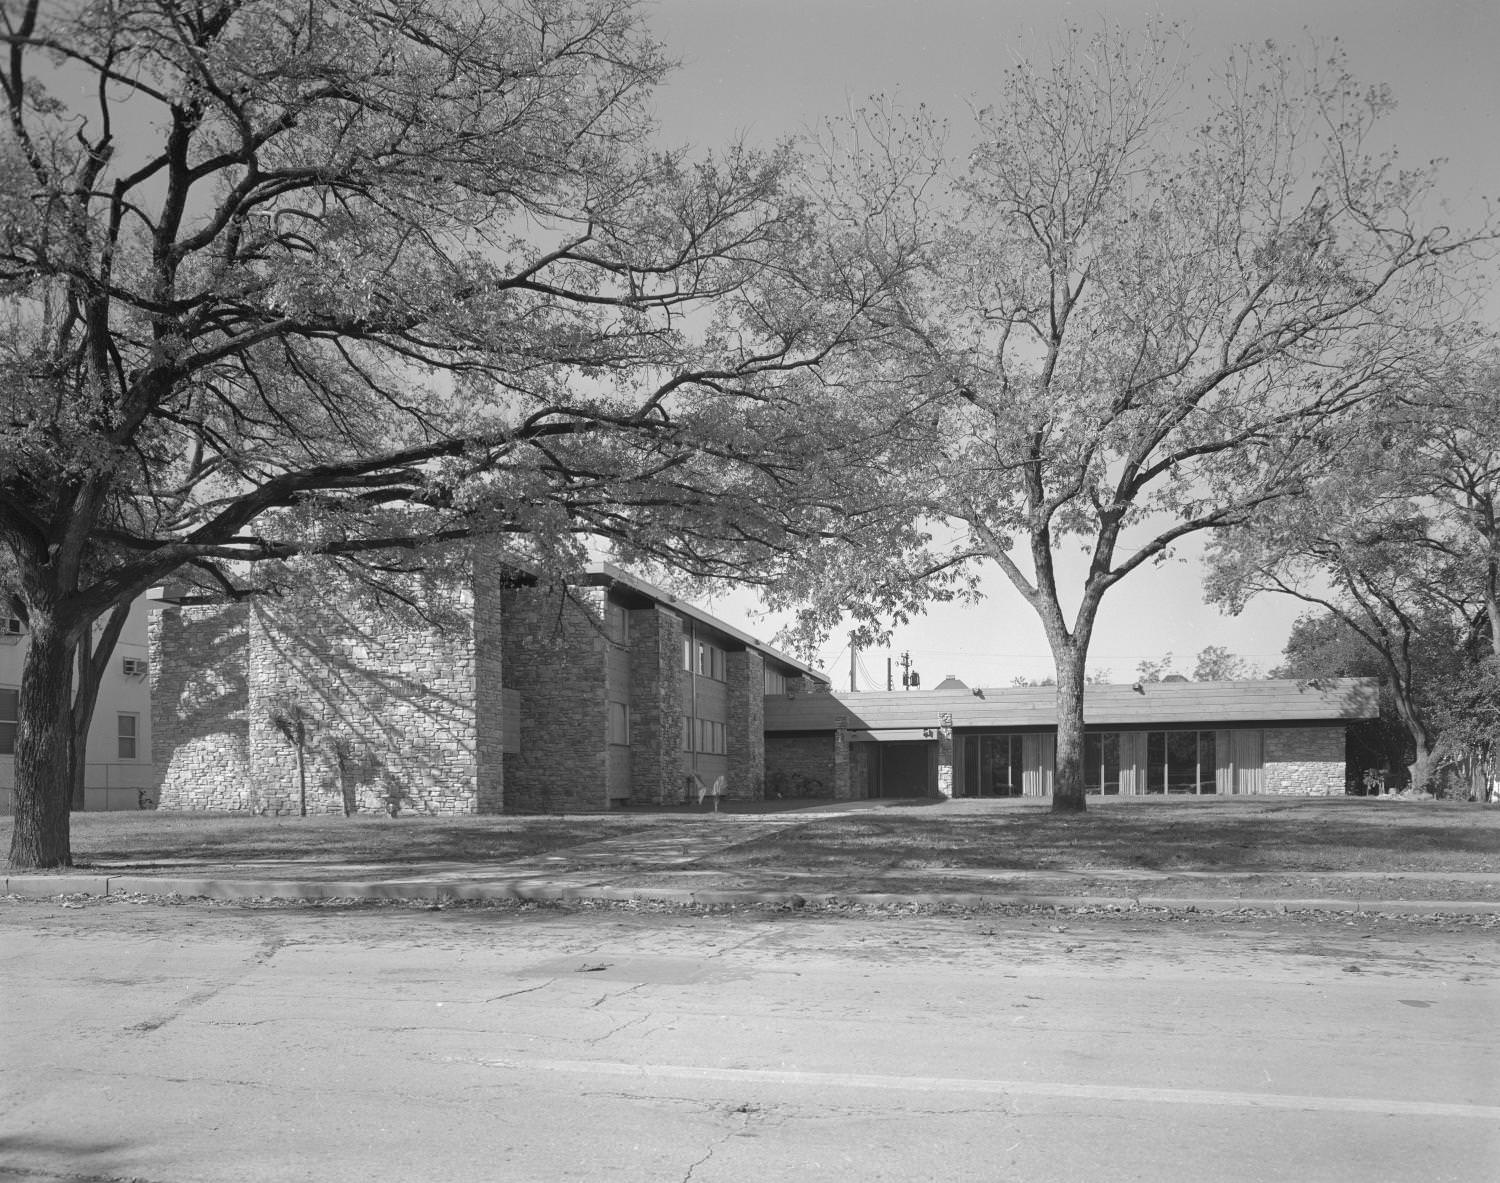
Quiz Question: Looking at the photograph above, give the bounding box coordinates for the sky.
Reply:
[631,0,1500,689]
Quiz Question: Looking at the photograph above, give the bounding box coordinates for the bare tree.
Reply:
[775,26,1482,810]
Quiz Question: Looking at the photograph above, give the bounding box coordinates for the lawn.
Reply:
[2,795,1495,876]
[2,810,664,869]
[693,796,1500,876]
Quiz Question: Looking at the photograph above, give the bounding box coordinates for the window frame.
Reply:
[0,687,17,756]
[117,712,139,761]
[1145,730,1217,794]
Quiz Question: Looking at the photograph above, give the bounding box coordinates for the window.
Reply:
[607,701,631,746]
[0,688,17,755]
[960,734,1023,797]
[764,667,789,696]
[1084,732,1122,795]
[683,637,693,671]
[1146,730,1217,794]
[695,718,726,755]
[0,617,22,641]
[605,603,630,646]
[117,713,138,760]
[681,714,693,751]
[696,641,727,682]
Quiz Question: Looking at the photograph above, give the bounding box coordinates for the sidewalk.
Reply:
[6,812,1500,915]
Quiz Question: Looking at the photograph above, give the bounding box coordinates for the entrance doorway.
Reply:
[875,742,935,798]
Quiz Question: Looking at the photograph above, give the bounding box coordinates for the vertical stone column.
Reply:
[833,723,851,800]
[936,729,954,797]
[629,606,685,805]
[502,585,609,812]
[472,558,506,814]
[725,648,766,800]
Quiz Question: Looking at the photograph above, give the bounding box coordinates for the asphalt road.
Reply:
[2,897,1496,1182]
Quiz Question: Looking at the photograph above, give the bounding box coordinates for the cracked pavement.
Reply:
[1,895,1497,1182]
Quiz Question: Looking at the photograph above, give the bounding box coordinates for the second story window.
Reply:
[697,641,727,682]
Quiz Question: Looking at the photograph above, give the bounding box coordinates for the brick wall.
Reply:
[502,585,608,812]
[765,734,836,798]
[1262,725,1346,796]
[849,741,873,800]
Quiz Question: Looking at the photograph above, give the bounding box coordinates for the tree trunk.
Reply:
[68,602,132,812]
[8,618,77,868]
[1051,644,1088,813]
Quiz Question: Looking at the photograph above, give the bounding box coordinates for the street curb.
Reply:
[5,874,1500,915]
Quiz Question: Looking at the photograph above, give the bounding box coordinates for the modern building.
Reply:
[1,598,156,812]
[763,679,1381,800]
[145,555,1380,814]
[149,560,826,815]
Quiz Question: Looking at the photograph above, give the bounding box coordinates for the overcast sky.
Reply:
[637,0,1500,687]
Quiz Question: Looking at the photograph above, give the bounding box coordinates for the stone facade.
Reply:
[500,584,609,813]
[150,602,253,811]
[152,564,820,815]
[628,606,686,805]
[726,649,766,801]
[1261,725,1346,796]
[152,588,488,816]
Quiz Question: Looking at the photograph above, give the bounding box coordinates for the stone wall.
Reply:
[725,650,766,801]
[472,565,508,813]
[502,585,609,812]
[629,606,686,805]
[153,582,488,816]
[765,734,836,798]
[246,592,481,816]
[150,602,253,810]
[1262,725,1346,796]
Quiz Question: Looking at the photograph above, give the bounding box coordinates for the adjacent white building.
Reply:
[0,598,156,812]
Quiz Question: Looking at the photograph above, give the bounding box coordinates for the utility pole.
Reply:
[899,651,919,690]
[850,643,858,692]
[887,656,893,691]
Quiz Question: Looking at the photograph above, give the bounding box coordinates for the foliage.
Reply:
[772,24,1481,810]
[1208,340,1500,791]
[0,0,919,866]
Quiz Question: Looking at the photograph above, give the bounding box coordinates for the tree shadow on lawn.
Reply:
[703,798,1500,874]
[33,813,664,868]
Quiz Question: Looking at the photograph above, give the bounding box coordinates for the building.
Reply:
[146,554,1379,813]
[763,678,1381,800]
[149,560,826,815]
[1,599,156,812]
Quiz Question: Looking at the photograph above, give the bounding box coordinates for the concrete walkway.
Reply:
[6,810,1500,914]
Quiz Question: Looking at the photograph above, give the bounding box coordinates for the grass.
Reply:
[694,796,1500,876]
[1,795,1496,876]
[5,810,663,869]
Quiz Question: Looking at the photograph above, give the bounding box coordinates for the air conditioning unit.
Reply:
[122,657,149,677]
[0,617,22,643]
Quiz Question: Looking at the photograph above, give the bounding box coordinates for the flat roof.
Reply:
[585,562,828,684]
[763,678,1381,733]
